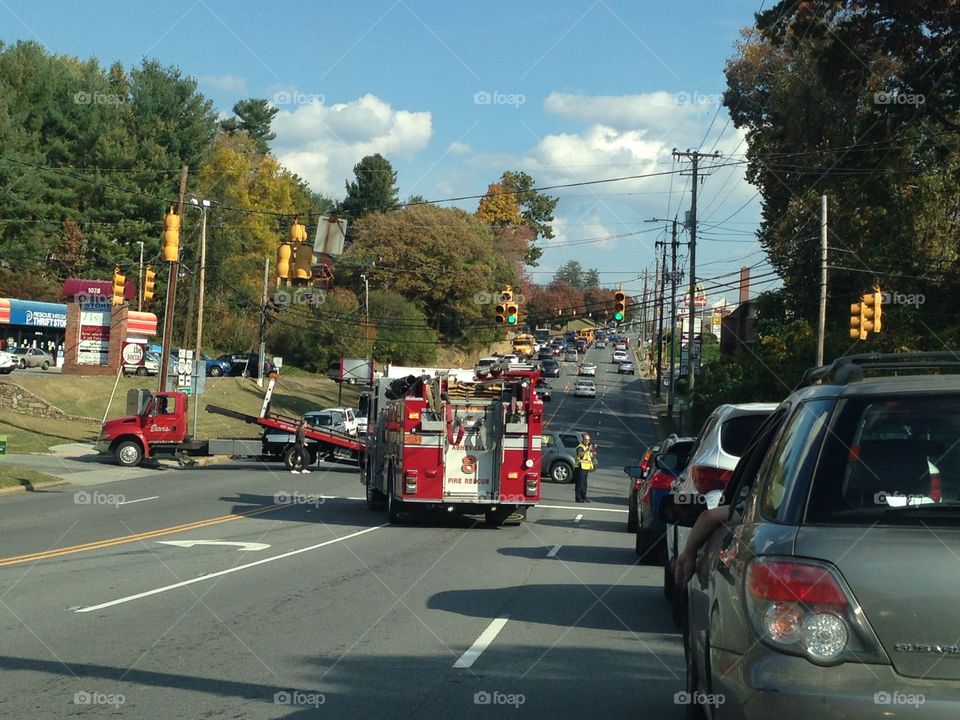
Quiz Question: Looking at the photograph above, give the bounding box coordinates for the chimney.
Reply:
[739,266,750,305]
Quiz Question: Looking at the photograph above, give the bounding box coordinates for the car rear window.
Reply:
[720,413,770,457]
[806,394,960,526]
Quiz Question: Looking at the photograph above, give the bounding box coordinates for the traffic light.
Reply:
[289,218,308,244]
[162,207,180,262]
[850,286,882,340]
[496,287,512,324]
[276,242,291,280]
[506,298,519,325]
[112,266,126,306]
[613,290,626,322]
[142,265,155,303]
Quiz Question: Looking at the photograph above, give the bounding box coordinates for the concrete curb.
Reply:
[0,478,70,495]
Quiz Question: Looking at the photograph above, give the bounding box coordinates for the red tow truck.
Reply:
[361,365,543,526]
[96,379,364,467]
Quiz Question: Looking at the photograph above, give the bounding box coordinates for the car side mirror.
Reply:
[655,452,680,472]
[623,465,644,479]
[658,494,706,527]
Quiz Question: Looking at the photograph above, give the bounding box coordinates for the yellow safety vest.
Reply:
[576,444,595,471]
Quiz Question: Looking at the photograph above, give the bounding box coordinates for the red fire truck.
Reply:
[96,379,364,467]
[361,365,543,526]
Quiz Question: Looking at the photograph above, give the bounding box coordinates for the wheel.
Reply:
[347,377,357,385]
[627,500,638,533]
[210,366,223,377]
[549,460,574,484]
[684,600,709,720]
[485,506,518,527]
[18,359,26,369]
[136,366,148,376]
[636,528,660,563]
[282,445,302,470]
[386,467,403,523]
[365,466,386,510]
[41,361,49,370]
[114,440,143,468]
[664,554,675,601]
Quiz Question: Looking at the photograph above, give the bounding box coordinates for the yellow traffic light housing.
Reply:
[850,286,882,340]
[614,290,626,322]
[506,300,519,326]
[142,265,155,303]
[496,287,512,324]
[162,207,181,262]
[289,218,308,244]
[112,266,126,306]
[276,243,291,280]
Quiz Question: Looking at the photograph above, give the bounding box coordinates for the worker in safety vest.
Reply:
[574,433,597,503]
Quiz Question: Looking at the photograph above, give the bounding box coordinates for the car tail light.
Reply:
[690,465,733,494]
[525,472,539,496]
[639,449,653,473]
[647,470,675,492]
[930,472,942,502]
[745,558,885,666]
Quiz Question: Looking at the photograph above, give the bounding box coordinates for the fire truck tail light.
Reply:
[525,473,539,496]
[404,469,418,492]
[408,412,420,420]
[507,472,519,479]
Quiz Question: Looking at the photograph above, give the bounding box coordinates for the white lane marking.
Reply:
[156,540,270,552]
[76,525,386,613]
[574,514,583,523]
[547,544,561,558]
[536,503,628,514]
[453,617,510,669]
[116,496,159,506]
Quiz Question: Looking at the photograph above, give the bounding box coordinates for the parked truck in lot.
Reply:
[96,380,364,467]
[362,365,543,526]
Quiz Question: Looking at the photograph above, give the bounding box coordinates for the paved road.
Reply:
[0,342,681,719]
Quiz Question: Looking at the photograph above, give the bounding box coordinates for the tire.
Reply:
[485,506,519,527]
[365,466,386,510]
[627,500,638,533]
[18,359,26,369]
[136,366,148,376]
[664,554,675,601]
[549,460,574,484]
[636,528,660,562]
[41,361,49,370]
[282,445,302,471]
[386,467,403,523]
[114,440,143,468]
[684,601,708,720]
[210,366,223,377]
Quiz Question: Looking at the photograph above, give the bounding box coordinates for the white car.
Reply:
[475,357,499,375]
[612,350,628,363]
[324,407,359,436]
[0,350,15,374]
[578,362,597,376]
[574,379,597,397]
[663,402,778,625]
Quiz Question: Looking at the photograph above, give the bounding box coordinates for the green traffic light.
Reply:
[508,316,517,325]
[614,312,624,321]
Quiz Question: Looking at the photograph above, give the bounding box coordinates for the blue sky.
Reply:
[1,0,773,303]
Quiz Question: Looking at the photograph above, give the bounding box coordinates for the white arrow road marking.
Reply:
[547,544,561,558]
[116,496,159,506]
[454,617,509,669]
[76,525,385,613]
[156,540,271,551]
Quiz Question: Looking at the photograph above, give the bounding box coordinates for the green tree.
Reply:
[369,289,437,365]
[221,98,278,154]
[500,170,558,266]
[339,153,399,220]
[345,204,517,348]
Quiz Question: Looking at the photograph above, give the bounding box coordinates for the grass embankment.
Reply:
[1,372,360,455]
[0,466,62,489]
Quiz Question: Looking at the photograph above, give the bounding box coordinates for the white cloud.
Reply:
[272,93,432,196]
[197,74,247,93]
[446,140,472,156]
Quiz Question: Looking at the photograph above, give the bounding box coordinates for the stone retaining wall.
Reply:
[0,379,101,425]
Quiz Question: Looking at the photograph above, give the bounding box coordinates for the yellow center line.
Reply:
[0,503,290,568]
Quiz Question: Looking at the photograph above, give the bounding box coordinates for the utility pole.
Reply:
[258,257,269,388]
[159,165,188,392]
[673,149,720,395]
[655,242,667,399]
[668,218,679,420]
[640,270,649,355]
[137,241,144,312]
[817,194,828,367]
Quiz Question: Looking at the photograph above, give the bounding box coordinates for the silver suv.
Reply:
[541,429,586,483]
[676,353,960,718]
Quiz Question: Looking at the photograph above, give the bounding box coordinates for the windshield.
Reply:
[807,394,960,526]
